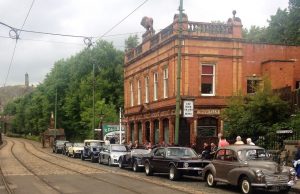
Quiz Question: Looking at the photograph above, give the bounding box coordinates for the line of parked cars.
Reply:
[52,140,297,194]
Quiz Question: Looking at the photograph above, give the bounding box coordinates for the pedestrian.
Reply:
[121,137,126,144]
[210,143,217,153]
[132,140,139,149]
[218,134,229,148]
[294,143,300,178]
[127,141,133,149]
[201,142,211,159]
[246,138,255,145]
[110,136,116,144]
[191,142,197,152]
[234,136,244,145]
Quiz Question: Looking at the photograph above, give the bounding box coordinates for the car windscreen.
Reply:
[132,149,150,155]
[66,143,73,146]
[73,143,84,147]
[166,148,198,157]
[238,149,271,161]
[56,141,65,145]
[111,145,127,152]
[90,142,101,147]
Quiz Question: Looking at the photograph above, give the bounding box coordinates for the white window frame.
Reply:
[145,76,149,103]
[201,64,215,96]
[163,68,168,98]
[130,82,134,106]
[137,80,141,105]
[153,72,158,101]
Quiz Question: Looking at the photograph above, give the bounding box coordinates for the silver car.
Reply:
[99,144,130,166]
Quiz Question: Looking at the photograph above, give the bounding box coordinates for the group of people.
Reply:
[200,133,256,159]
[127,140,169,150]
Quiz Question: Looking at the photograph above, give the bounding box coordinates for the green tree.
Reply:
[222,80,291,139]
[125,34,139,51]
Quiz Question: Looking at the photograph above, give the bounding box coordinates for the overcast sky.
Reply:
[0,0,289,86]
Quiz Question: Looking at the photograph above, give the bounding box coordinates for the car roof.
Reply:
[220,145,263,151]
[84,140,105,143]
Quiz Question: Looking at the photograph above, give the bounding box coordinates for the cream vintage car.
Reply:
[67,142,84,158]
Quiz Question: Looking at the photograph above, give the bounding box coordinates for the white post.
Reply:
[119,107,122,145]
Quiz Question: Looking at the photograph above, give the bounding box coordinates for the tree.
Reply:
[222,80,291,139]
[125,34,139,51]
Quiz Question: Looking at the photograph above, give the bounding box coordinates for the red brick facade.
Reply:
[123,13,300,148]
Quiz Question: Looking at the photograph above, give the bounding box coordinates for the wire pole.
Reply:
[54,88,57,140]
[175,0,183,145]
[93,62,95,139]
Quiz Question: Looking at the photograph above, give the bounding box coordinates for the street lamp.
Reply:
[98,111,104,140]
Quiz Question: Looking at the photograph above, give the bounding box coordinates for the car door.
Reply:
[212,149,226,180]
[151,148,166,172]
[222,149,239,181]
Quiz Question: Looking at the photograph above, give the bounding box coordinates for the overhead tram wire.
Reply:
[2,0,35,87]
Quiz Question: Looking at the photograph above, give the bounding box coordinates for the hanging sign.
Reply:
[183,100,194,117]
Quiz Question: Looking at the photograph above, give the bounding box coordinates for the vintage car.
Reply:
[143,147,210,181]
[118,148,151,172]
[52,140,69,154]
[203,145,297,194]
[99,144,130,166]
[67,142,84,158]
[62,142,73,155]
[81,140,105,162]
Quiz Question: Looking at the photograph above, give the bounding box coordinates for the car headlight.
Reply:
[183,162,189,168]
[255,170,264,181]
[290,168,296,176]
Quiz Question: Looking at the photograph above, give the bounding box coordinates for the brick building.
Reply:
[123,12,300,148]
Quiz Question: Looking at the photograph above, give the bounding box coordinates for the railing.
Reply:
[188,22,233,34]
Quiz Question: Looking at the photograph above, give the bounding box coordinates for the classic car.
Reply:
[81,140,105,162]
[143,147,210,181]
[203,145,297,194]
[68,142,84,158]
[62,142,73,155]
[118,148,151,172]
[52,140,69,154]
[99,144,130,166]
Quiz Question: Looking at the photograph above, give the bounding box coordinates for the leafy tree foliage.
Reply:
[243,0,300,45]
[222,81,291,139]
[125,34,139,51]
[3,40,124,140]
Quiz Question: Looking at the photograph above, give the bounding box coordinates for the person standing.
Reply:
[218,134,229,148]
[234,136,244,145]
[246,138,255,145]
[294,144,300,178]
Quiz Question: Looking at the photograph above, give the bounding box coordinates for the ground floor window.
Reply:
[130,122,134,142]
[145,121,150,142]
[154,120,159,144]
[138,122,142,143]
[163,118,169,144]
[197,117,218,137]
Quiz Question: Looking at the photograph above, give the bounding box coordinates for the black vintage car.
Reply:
[118,148,151,172]
[81,140,105,162]
[143,147,210,181]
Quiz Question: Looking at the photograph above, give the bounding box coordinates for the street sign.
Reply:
[183,100,194,117]
[103,124,124,136]
[94,129,102,131]
[276,129,293,134]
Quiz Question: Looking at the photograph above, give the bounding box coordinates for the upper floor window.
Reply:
[163,68,168,98]
[201,64,215,96]
[130,82,134,106]
[296,81,300,89]
[137,80,141,105]
[247,78,261,93]
[154,72,158,101]
[145,76,149,103]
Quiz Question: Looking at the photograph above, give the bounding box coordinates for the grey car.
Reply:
[99,144,130,166]
[203,145,297,194]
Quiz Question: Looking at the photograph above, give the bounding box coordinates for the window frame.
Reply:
[153,72,158,101]
[137,79,141,105]
[130,81,134,107]
[163,68,168,98]
[201,64,216,96]
[145,76,149,103]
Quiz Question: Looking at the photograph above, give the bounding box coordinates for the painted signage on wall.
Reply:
[183,100,194,117]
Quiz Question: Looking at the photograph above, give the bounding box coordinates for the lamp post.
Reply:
[98,111,104,140]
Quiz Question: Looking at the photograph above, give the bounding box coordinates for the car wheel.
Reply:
[119,159,124,169]
[133,161,140,172]
[81,153,85,161]
[108,157,112,166]
[55,148,58,154]
[169,165,181,181]
[239,176,252,194]
[91,155,96,163]
[206,171,216,187]
[145,162,153,176]
[99,156,102,164]
[72,151,75,158]
[67,152,70,157]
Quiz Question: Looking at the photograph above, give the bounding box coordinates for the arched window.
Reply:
[163,118,169,144]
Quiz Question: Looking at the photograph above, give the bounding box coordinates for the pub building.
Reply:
[123,11,300,150]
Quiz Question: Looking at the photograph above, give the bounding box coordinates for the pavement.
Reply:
[292,179,300,193]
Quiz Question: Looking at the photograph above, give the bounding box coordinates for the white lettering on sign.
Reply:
[183,100,194,117]
[197,109,220,115]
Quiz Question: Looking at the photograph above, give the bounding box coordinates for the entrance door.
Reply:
[145,121,150,142]
[138,122,142,143]
[179,118,190,146]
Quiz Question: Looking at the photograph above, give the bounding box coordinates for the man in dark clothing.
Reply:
[294,144,300,178]
[201,142,211,159]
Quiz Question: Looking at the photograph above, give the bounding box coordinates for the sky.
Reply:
[0,0,289,86]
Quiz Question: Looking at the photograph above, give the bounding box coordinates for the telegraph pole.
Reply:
[54,88,57,140]
[175,0,183,145]
[93,62,95,139]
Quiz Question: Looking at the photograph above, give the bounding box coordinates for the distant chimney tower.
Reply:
[25,73,29,87]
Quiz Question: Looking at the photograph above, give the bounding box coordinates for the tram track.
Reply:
[10,140,63,194]
[0,140,14,194]
[17,139,141,194]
